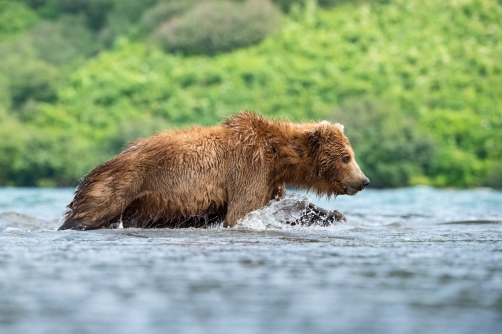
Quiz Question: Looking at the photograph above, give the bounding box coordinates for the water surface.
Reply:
[0,187,501,334]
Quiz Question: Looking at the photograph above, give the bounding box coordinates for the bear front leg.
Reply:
[224,180,270,227]
[291,203,347,226]
[225,197,267,228]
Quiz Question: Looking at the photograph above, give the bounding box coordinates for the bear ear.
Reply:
[334,123,344,133]
[307,122,345,153]
[307,123,329,154]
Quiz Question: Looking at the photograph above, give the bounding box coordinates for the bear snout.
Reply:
[342,176,370,195]
[361,177,370,190]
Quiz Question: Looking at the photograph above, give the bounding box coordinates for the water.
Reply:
[0,187,501,334]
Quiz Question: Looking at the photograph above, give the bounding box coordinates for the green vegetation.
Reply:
[0,0,501,188]
[332,98,437,188]
[151,0,281,55]
[0,1,38,42]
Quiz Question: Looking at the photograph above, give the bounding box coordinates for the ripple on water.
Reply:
[0,188,502,334]
[441,219,502,225]
[0,212,57,231]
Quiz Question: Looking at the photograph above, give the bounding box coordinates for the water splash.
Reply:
[236,193,340,230]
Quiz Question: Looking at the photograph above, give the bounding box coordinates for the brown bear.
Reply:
[58,111,369,230]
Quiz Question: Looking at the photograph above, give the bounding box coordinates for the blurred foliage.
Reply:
[20,15,98,66]
[332,98,437,188]
[20,0,113,29]
[138,0,199,35]
[2,57,61,110]
[0,1,39,41]
[151,0,281,55]
[97,0,158,47]
[272,0,364,12]
[0,0,501,188]
[271,0,304,12]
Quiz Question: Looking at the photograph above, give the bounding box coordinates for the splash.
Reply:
[236,193,340,230]
[1,194,343,232]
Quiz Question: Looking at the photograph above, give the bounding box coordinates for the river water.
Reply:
[0,187,501,334]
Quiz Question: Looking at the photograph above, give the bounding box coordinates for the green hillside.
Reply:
[0,0,501,188]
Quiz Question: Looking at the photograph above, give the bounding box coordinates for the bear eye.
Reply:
[342,155,350,163]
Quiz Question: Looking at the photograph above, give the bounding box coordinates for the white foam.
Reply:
[5,227,23,233]
[236,193,332,230]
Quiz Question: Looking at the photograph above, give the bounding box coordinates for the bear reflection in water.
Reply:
[59,111,368,231]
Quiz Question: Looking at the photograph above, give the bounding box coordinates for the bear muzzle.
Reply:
[362,177,370,189]
[343,176,370,195]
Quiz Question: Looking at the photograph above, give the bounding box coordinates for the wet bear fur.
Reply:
[59,111,369,230]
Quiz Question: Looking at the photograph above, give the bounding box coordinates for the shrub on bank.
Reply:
[138,0,198,35]
[152,0,281,55]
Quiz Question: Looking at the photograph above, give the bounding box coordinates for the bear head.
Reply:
[308,121,370,196]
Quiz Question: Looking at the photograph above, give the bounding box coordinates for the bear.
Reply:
[58,111,369,231]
